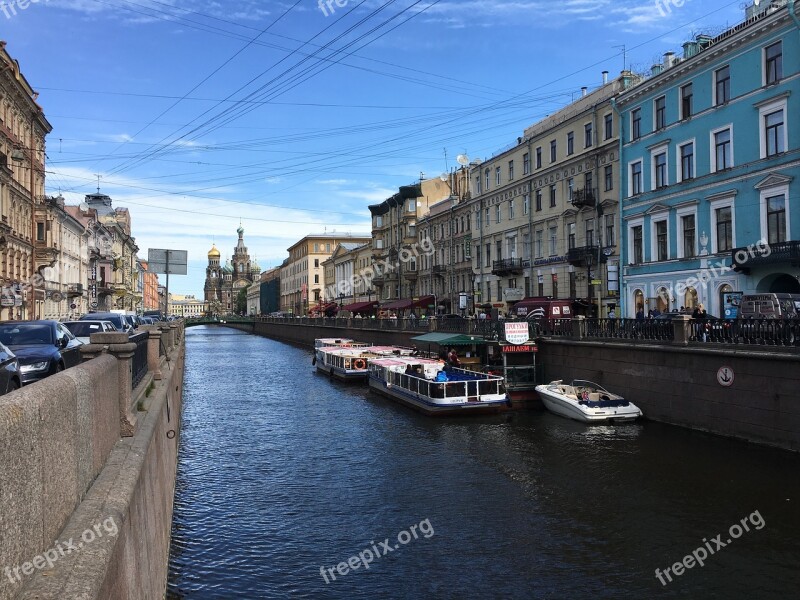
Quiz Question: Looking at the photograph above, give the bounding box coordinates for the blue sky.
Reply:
[1,0,744,295]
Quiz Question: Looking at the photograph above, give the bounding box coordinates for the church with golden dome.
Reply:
[204,225,261,312]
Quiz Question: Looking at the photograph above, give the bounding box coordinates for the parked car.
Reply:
[0,341,21,395]
[80,312,132,333]
[0,321,83,385]
[62,320,118,344]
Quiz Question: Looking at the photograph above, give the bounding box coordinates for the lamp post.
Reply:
[366,287,373,303]
[338,293,345,308]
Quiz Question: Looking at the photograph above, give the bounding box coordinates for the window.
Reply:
[680,83,693,119]
[550,140,557,163]
[485,243,491,267]
[716,206,733,253]
[496,166,501,186]
[314,274,319,284]
[584,122,593,148]
[549,185,557,207]
[567,178,574,201]
[604,113,613,140]
[475,244,481,266]
[485,169,490,190]
[523,153,530,174]
[585,219,594,247]
[679,141,694,181]
[549,226,558,255]
[326,243,331,252]
[713,127,732,171]
[496,240,503,262]
[584,172,593,195]
[523,193,529,215]
[508,160,514,180]
[407,199,415,212]
[535,147,542,169]
[765,41,782,85]
[475,210,481,230]
[655,96,666,130]
[605,214,615,247]
[631,108,642,141]
[509,199,515,219]
[535,230,543,258]
[496,205,501,224]
[36,222,45,241]
[567,132,574,155]
[535,189,542,212]
[523,233,530,259]
[567,223,576,250]
[475,176,482,195]
[485,207,490,225]
[314,259,319,268]
[313,243,319,252]
[764,108,785,157]
[682,214,695,258]
[632,225,643,263]
[655,220,668,261]
[766,194,786,244]
[604,165,613,191]
[630,161,643,196]
[715,66,730,105]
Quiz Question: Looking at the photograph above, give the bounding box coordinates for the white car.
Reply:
[62,320,118,344]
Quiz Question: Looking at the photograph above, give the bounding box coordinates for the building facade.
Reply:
[139,260,160,311]
[259,267,280,315]
[280,234,369,314]
[618,1,800,317]
[168,293,205,317]
[0,41,52,320]
[204,225,261,313]
[466,74,624,317]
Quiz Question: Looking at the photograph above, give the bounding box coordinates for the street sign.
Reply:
[504,322,529,345]
[91,301,98,308]
[591,279,602,285]
[70,303,77,309]
[147,249,188,275]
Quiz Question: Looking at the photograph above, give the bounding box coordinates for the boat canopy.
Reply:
[411,332,485,346]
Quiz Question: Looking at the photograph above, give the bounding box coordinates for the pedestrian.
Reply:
[693,303,708,341]
[478,311,486,321]
[447,348,461,368]
[608,308,616,319]
[635,308,644,321]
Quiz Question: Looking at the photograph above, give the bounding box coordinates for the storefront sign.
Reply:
[503,287,525,302]
[502,344,537,353]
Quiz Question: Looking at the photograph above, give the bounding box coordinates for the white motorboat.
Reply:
[534,380,642,423]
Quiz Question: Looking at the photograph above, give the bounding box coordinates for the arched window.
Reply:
[634,289,644,317]
[684,287,698,310]
[657,287,670,313]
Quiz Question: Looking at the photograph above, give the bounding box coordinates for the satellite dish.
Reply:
[456,154,469,166]
[79,202,88,212]
[439,173,448,182]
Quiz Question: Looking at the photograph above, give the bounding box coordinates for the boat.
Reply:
[367,356,511,416]
[534,380,642,423]
[314,345,417,381]
[313,337,370,349]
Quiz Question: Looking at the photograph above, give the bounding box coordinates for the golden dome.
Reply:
[208,244,221,258]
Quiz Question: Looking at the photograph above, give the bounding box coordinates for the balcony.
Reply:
[732,241,800,274]
[567,245,605,267]
[404,270,418,281]
[67,283,84,297]
[492,258,529,276]
[571,187,597,209]
[432,264,447,277]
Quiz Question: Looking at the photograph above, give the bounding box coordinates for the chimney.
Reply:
[581,86,588,97]
[602,70,609,85]
[664,51,675,68]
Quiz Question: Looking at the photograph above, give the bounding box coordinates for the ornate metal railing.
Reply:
[130,331,149,389]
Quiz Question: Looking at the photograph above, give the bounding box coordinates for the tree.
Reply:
[235,287,248,315]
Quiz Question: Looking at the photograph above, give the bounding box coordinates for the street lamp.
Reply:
[338,293,346,308]
[366,287,374,303]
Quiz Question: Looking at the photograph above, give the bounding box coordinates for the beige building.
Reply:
[321,241,375,313]
[368,178,451,306]
[0,42,53,320]
[466,73,624,316]
[280,233,370,314]
[169,293,205,317]
[246,281,260,316]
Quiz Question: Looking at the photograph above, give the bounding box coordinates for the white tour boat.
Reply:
[314,344,416,381]
[534,380,642,423]
[367,356,510,416]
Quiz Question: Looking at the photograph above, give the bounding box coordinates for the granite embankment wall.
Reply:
[0,324,185,600]
[229,321,800,452]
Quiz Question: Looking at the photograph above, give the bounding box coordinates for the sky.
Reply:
[1,0,746,295]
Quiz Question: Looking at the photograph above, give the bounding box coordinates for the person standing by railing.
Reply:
[693,304,708,341]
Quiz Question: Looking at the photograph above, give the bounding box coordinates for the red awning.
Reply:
[382,295,435,311]
[342,300,379,312]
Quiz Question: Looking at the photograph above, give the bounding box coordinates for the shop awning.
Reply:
[382,295,435,311]
[341,300,379,313]
[412,332,485,346]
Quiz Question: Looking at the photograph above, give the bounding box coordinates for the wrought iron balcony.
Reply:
[567,245,605,267]
[571,187,597,209]
[67,283,84,297]
[491,258,529,276]
[432,264,447,276]
[732,240,800,273]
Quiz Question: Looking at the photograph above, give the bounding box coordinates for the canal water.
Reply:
[167,326,800,599]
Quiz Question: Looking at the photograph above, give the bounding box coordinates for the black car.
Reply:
[0,321,83,385]
[0,340,20,395]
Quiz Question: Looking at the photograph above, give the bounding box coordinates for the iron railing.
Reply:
[130,331,149,389]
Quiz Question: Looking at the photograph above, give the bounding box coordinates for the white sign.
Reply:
[504,322,529,345]
[717,366,734,387]
[503,287,525,302]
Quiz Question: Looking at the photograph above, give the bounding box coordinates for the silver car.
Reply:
[62,320,118,344]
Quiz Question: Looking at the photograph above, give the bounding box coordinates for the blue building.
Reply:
[616,0,800,318]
